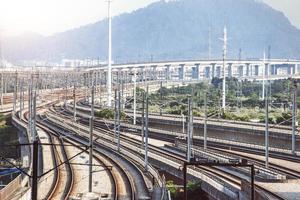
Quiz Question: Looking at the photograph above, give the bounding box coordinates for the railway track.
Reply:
[167,140,300,181]
[52,105,286,200]
[74,102,299,155]
[78,100,296,132]
[49,130,74,200]
[17,103,130,200]
[209,146,300,179]
[38,111,137,200]
[60,102,300,165]
[22,109,75,200]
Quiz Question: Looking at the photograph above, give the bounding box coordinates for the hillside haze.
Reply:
[3,0,300,64]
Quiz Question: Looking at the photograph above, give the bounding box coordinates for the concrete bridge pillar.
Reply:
[179,64,185,80]
[216,66,221,78]
[228,63,232,78]
[159,70,164,80]
[296,64,300,75]
[125,71,130,84]
[238,65,244,77]
[275,66,279,75]
[211,63,216,78]
[139,67,145,83]
[192,64,200,80]
[151,66,157,80]
[246,63,250,76]
[165,65,171,80]
[145,68,150,82]
[128,68,133,83]
[254,65,259,76]
[293,64,297,75]
[205,66,211,79]
[270,65,276,75]
[264,64,269,76]
[287,65,293,75]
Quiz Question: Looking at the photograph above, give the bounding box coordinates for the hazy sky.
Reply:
[263,0,300,28]
[0,0,299,36]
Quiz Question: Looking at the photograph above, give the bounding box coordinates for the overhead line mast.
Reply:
[221,26,227,113]
[107,0,112,107]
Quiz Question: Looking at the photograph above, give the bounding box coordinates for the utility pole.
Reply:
[114,90,117,141]
[117,90,121,152]
[19,79,23,117]
[208,25,212,60]
[13,72,18,113]
[84,73,88,102]
[0,31,3,68]
[262,52,266,100]
[33,90,37,142]
[221,26,227,113]
[64,74,68,108]
[265,63,269,168]
[145,85,149,171]
[204,92,208,150]
[181,112,185,134]
[88,84,95,192]
[98,72,102,106]
[292,80,297,154]
[133,71,137,125]
[28,75,32,138]
[160,81,163,116]
[31,129,38,200]
[4,78,6,94]
[121,73,124,110]
[141,92,145,147]
[22,84,25,112]
[28,80,31,126]
[0,73,3,110]
[187,98,193,162]
[107,0,112,107]
[73,85,76,121]
[114,71,121,152]
[30,74,38,200]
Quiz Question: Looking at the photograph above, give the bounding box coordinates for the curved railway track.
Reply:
[78,100,296,132]
[22,110,75,200]
[38,111,136,200]
[53,104,288,200]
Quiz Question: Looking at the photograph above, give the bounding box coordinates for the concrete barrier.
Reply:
[0,175,22,200]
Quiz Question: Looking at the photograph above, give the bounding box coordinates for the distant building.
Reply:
[0,59,13,68]
[61,59,108,67]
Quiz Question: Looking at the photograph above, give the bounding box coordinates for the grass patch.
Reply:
[0,115,20,159]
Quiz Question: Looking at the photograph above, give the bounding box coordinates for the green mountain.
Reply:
[4,0,300,64]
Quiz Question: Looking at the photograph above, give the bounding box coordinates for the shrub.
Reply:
[95,109,125,120]
[169,101,179,108]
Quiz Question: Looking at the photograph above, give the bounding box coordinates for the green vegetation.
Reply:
[0,113,5,122]
[95,108,125,120]
[0,115,20,159]
[140,78,299,124]
[166,180,208,200]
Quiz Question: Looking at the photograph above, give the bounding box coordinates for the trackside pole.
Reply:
[88,84,95,192]
[145,85,149,171]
